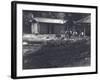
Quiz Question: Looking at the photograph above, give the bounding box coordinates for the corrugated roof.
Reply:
[34,17,67,24]
[75,15,91,23]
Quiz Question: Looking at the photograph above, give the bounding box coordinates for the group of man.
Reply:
[55,30,86,40]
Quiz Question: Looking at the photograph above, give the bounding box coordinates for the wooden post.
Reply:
[84,27,85,37]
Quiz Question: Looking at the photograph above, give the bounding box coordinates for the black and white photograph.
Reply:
[11,1,97,79]
[23,11,91,69]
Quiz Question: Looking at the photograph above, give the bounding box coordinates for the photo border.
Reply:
[11,1,98,79]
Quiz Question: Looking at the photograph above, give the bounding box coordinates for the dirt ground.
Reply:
[23,39,90,69]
